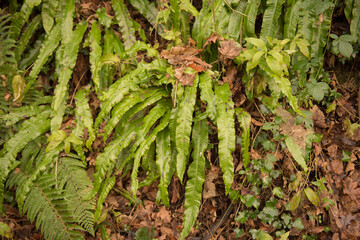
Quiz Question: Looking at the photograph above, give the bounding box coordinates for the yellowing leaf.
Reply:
[285,136,308,172]
[246,37,267,50]
[12,75,26,103]
[295,39,310,58]
[289,191,301,212]
[304,187,320,206]
[46,130,67,152]
[257,230,273,240]
[280,231,290,240]
[266,55,282,76]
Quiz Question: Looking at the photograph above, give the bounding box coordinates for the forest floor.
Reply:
[2,1,360,239]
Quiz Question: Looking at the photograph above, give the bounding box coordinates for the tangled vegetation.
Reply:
[0,0,359,239]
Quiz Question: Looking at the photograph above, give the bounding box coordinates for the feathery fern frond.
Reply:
[0,112,51,212]
[215,83,235,194]
[180,119,208,240]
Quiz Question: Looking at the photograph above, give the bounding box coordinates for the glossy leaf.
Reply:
[176,76,199,182]
[199,71,217,121]
[260,0,285,41]
[215,83,235,194]
[236,108,251,167]
[243,0,260,37]
[180,120,208,240]
[112,0,136,50]
[304,187,320,206]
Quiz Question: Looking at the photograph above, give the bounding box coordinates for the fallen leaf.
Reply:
[218,39,242,60]
[310,105,327,128]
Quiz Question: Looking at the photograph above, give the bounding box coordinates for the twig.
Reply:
[202,202,235,240]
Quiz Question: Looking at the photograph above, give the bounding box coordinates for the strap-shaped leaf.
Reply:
[61,0,75,44]
[74,88,95,150]
[103,88,167,140]
[310,7,332,59]
[236,108,251,167]
[51,21,87,132]
[128,0,160,33]
[243,0,261,38]
[176,76,199,182]
[112,0,136,50]
[15,14,41,62]
[180,119,208,240]
[350,0,360,41]
[131,111,171,195]
[192,0,226,47]
[215,83,235,194]
[94,176,115,221]
[0,113,51,213]
[85,128,136,200]
[42,0,58,34]
[260,0,285,41]
[27,21,61,90]
[88,21,103,92]
[199,71,217,121]
[227,0,247,41]
[156,128,174,207]
[273,76,303,116]
[2,105,51,126]
[284,0,304,39]
[10,3,33,40]
[95,68,147,130]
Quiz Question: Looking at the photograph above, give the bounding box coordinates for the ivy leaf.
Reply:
[338,40,353,58]
[304,187,320,206]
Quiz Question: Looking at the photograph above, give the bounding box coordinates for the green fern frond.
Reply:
[284,0,304,39]
[156,128,174,207]
[199,71,217,122]
[128,0,159,32]
[243,0,261,38]
[236,108,251,167]
[176,76,199,183]
[26,21,61,90]
[51,21,87,132]
[9,2,33,40]
[23,174,86,240]
[94,176,115,221]
[103,88,168,141]
[88,21,103,92]
[0,113,51,212]
[180,119,208,240]
[57,156,95,235]
[192,0,226,47]
[61,0,75,44]
[260,0,285,41]
[131,110,171,195]
[112,0,136,50]
[15,14,41,62]
[1,105,51,126]
[215,83,235,194]
[74,88,96,150]
[42,0,58,34]
[0,10,16,66]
